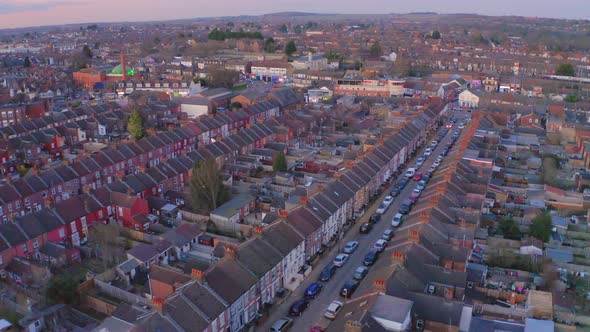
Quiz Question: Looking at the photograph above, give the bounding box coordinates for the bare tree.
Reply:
[190,158,230,212]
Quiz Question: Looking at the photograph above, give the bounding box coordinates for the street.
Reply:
[258,110,466,332]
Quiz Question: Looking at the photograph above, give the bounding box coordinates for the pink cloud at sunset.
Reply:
[0,0,588,29]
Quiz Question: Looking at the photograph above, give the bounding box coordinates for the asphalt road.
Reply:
[258,110,467,332]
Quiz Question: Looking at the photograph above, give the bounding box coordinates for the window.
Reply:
[118,207,123,216]
[24,198,30,206]
[58,186,62,193]
[22,243,28,253]
[81,217,87,228]
[42,191,47,198]
[15,201,20,209]
[51,187,56,195]
[98,210,103,219]
[71,222,77,233]
[33,240,39,249]
[58,228,65,238]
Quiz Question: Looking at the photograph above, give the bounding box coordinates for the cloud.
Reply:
[0,0,82,15]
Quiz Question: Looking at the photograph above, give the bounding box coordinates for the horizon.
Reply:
[0,0,589,30]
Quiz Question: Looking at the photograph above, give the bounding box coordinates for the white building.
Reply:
[459,89,483,109]
[292,52,329,71]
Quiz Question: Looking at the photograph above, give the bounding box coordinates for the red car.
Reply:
[412,172,423,181]
[310,327,326,332]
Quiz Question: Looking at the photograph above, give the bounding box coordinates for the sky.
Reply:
[0,0,589,29]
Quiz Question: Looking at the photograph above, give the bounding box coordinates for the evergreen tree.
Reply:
[529,212,553,242]
[127,110,145,140]
[273,151,288,172]
[23,56,31,67]
[264,38,276,53]
[285,40,297,56]
[82,45,93,58]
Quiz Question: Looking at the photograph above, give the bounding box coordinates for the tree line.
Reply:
[208,29,263,41]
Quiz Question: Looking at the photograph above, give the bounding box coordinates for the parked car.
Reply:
[324,301,344,319]
[399,200,412,214]
[424,147,433,156]
[319,264,337,281]
[305,282,323,298]
[409,192,419,204]
[343,241,359,254]
[422,174,430,183]
[431,140,438,147]
[360,222,373,233]
[353,266,369,280]
[390,186,402,197]
[382,229,394,240]
[442,147,449,156]
[289,299,309,316]
[446,122,453,128]
[374,239,388,252]
[413,172,423,181]
[376,196,394,214]
[340,280,360,298]
[416,157,425,167]
[398,178,408,188]
[405,168,416,178]
[363,249,380,266]
[413,188,423,196]
[333,253,349,267]
[432,161,441,168]
[369,213,381,223]
[417,181,426,191]
[391,213,403,227]
[270,318,293,332]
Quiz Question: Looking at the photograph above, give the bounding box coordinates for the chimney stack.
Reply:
[344,320,363,332]
[373,279,386,293]
[191,269,205,283]
[409,230,419,244]
[444,288,454,302]
[253,226,264,237]
[391,251,405,266]
[152,298,165,314]
[224,246,237,259]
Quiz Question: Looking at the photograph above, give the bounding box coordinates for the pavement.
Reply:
[256,110,467,332]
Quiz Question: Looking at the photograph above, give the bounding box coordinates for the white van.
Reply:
[405,168,416,178]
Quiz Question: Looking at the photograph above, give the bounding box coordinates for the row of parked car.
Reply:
[271,115,469,332]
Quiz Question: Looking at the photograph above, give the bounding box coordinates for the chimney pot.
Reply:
[191,269,205,283]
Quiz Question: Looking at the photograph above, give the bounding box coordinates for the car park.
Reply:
[391,213,403,227]
[270,318,294,332]
[319,264,337,281]
[324,301,344,319]
[333,253,349,267]
[374,239,388,252]
[363,249,380,266]
[382,229,394,240]
[369,213,381,223]
[352,266,369,280]
[413,172,423,181]
[360,222,373,233]
[289,299,309,316]
[343,241,359,254]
